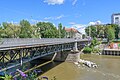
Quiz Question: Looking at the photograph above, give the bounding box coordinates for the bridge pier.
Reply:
[65,51,80,62]
[74,42,78,51]
[73,40,79,52]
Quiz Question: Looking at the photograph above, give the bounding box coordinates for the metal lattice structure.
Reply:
[0,38,89,72]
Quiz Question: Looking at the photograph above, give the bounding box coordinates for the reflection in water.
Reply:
[39,54,120,80]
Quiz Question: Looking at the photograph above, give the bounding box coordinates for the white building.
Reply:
[111,13,120,25]
[65,28,82,39]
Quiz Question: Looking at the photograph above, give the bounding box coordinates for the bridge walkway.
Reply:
[0,38,89,72]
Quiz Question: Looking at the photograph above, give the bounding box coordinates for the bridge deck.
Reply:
[0,38,88,51]
[0,38,89,72]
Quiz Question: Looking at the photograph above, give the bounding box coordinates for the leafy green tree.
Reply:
[91,26,97,38]
[85,26,90,36]
[85,25,97,38]
[85,24,119,39]
[2,22,21,38]
[58,23,62,38]
[96,25,104,38]
[36,22,58,38]
[111,24,119,39]
[0,20,67,38]
[19,20,33,38]
[0,26,6,38]
[62,27,66,38]
[107,26,115,42]
[31,25,41,38]
[58,23,66,38]
[82,34,86,39]
[83,37,101,54]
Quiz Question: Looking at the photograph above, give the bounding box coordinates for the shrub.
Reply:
[83,46,92,53]
[92,48,100,53]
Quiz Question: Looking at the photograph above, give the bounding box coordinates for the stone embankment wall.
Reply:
[65,52,80,62]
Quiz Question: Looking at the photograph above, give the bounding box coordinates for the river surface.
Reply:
[39,54,120,80]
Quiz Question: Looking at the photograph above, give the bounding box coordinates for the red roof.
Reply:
[65,28,78,33]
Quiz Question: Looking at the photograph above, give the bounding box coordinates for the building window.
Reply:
[115,17,119,24]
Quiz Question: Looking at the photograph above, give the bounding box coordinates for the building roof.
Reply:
[65,28,77,32]
[65,28,82,34]
[112,13,120,16]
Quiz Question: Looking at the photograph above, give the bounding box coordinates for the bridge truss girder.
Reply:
[0,43,74,69]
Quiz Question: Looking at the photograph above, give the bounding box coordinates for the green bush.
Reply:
[92,48,100,53]
[83,46,92,53]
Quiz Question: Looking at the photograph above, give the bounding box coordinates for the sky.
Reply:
[0,0,120,34]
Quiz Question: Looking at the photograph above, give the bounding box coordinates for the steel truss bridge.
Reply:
[0,38,90,72]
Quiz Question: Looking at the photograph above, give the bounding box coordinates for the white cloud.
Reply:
[72,0,77,6]
[56,15,64,19]
[30,19,42,23]
[44,17,53,20]
[69,22,76,25]
[70,23,87,34]
[89,20,102,25]
[44,0,64,5]
[6,21,19,24]
[68,20,102,34]
[44,15,64,20]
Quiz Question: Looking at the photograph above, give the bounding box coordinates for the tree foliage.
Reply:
[36,22,59,38]
[107,26,115,42]
[0,20,66,38]
[58,23,66,38]
[85,24,119,40]
[19,20,33,38]
[83,37,101,54]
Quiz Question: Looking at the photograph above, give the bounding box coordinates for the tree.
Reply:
[85,24,119,39]
[96,25,104,38]
[2,22,21,38]
[85,26,90,36]
[58,23,66,38]
[36,22,58,38]
[83,37,101,53]
[31,25,41,38]
[111,24,119,39]
[19,20,33,38]
[0,20,67,38]
[85,25,97,38]
[82,34,86,39]
[107,26,115,42]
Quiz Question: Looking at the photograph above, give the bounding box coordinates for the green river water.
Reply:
[39,54,120,80]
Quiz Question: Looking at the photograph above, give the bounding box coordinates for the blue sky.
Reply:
[0,0,120,33]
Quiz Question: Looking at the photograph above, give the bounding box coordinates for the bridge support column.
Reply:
[51,52,57,61]
[74,41,79,52]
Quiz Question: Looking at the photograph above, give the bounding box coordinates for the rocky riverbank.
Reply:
[74,59,98,68]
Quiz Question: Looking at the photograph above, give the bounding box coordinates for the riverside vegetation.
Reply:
[0,69,57,80]
[0,20,66,38]
[83,37,101,54]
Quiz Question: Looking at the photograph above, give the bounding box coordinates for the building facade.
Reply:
[111,13,120,25]
[65,28,82,39]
